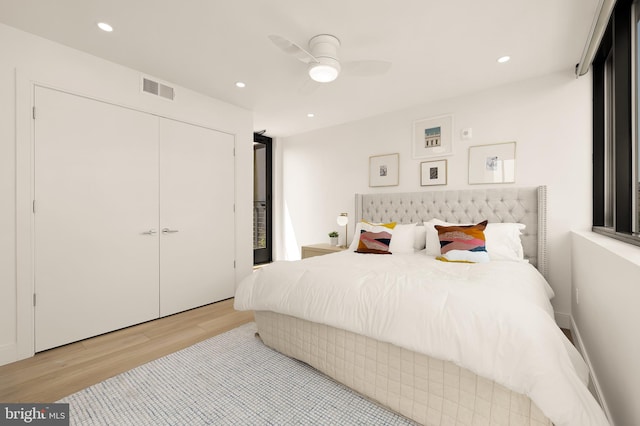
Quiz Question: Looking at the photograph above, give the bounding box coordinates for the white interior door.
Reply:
[34,87,160,352]
[159,118,235,316]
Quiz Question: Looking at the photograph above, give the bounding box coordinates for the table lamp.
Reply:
[336,213,349,248]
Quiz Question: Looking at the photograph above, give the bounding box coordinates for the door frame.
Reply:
[14,71,38,363]
[253,133,273,265]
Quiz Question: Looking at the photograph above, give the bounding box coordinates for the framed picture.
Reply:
[369,153,399,187]
[412,114,453,158]
[420,160,447,186]
[468,142,516,184]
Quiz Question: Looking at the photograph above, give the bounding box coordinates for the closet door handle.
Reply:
[141,229,157,235]
[162,228,179,234]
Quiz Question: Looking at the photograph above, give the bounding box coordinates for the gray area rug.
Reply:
[59,322,415,425]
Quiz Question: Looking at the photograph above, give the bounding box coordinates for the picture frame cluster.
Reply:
[367,114,516,187]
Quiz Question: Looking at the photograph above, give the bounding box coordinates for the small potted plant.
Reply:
[328,231,339,246]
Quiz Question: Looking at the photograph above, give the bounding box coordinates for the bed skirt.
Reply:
[254,311,552,426]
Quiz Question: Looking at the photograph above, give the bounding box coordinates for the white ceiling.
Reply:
[0,0,599,137]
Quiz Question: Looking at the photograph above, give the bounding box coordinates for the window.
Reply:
[592,0,640,246]
[604,49,614,227]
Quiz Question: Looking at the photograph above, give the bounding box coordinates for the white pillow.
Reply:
[425,218,526,261]
[414,225,426,250]
[349,221,417,253]
[484,222,526,261]
[390,223,417,254]
[424,219,447,256]
[348,221,364,251]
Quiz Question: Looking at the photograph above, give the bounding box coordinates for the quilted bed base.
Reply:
[254,311,552,426]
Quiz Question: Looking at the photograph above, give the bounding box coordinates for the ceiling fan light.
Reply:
[308,64,339,83]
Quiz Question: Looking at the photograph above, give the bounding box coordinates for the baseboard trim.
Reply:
[571,316,615,425]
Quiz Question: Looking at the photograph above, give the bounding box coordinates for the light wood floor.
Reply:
[0,298,254,403]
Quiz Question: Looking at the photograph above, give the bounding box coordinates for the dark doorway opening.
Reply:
[253,133,272,265]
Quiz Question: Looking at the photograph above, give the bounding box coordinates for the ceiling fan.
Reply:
[268,34,391,83]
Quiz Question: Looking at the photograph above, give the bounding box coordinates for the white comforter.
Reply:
[234,251,609,426]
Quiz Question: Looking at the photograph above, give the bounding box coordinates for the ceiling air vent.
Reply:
[142,77,175,100]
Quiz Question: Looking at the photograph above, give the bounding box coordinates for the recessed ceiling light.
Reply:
[307,113,315,118]
[497,56,511,63]
[97,22,113,32]
[235,81,246,88]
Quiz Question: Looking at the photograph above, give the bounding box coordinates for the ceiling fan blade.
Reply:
[268,34,318,64]
[342,60,392,77]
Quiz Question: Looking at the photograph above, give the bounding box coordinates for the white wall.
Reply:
[276,70,592,320]
[571,232,640,426]
[0,23,253,365]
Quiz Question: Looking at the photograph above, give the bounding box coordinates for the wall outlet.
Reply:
[575,288,579,305]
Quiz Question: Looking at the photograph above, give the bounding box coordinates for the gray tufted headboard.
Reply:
[355,186,547,277]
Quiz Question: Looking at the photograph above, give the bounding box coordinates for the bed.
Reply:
[234,187,609,426]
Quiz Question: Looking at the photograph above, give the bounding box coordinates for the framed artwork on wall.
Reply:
[369,153,399,187]
[412,114,453,158]
[468,142,516,184]
[420,159,447,186]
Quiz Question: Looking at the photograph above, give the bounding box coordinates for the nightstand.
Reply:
[301,243,348,259]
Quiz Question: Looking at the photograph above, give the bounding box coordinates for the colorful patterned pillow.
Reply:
[434,220,490,263]
[425,219,526,261]
[355,221,396,254]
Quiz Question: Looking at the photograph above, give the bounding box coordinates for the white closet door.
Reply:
[159,118,235,316]
[34,87,160,352]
